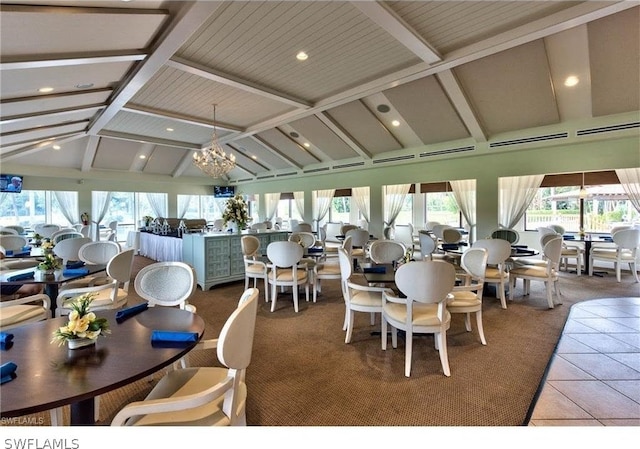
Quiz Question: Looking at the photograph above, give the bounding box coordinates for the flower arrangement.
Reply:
[40,238,54,252]
[80,212,90,224]
[222,194,250,231]
[51,293,110,346]
[37,252,61,272]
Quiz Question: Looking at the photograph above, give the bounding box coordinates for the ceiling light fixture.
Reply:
[391,120,400,127]
[38,87,54,93]
[166,127,174,132]
[193,104,236,178]
[52,145,61,150]
[296,51,308,61]
[564,75,579,87]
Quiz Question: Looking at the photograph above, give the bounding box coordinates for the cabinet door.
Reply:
[205,237,230,279]
[229,235,244,276]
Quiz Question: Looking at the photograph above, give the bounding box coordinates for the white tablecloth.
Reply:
[138,232,183,262]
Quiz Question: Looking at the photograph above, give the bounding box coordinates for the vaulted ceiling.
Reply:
[1,1,639,184]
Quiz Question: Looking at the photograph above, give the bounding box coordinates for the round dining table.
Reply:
[0,307,205,425]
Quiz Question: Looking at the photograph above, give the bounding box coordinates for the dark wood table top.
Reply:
[0,264,107,287]
[358,262,396,284]
[0,307,205,420]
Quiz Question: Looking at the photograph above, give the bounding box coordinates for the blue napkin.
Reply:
[0,332,14,350]
[363,266,386,274]
[21,246,32,251]
[512,245,528,249]
[563,235,575,240]
[66,260,85,269]
[7,272,35,281]
[116,302,148,323]
[599,236,613,241]
[0,362,17,384]
[4,250,13,256]
[307,247,323,253]
[151,330,199,347]
[441,244,460,251]
[62,268,89,276]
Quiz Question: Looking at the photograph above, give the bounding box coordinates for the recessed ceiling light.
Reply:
[296,51,308,61]
[303,142,310,148]
[52,145,61,150]
[564,75,579,87]
[38,87,54,93]
[166,127,174,132]
[391,120,400,127]
[251,155,257,160]
[139,155,146,159]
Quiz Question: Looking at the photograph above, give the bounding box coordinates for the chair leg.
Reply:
[345,311,354,343]
[476,311,487,345]
[436,331,451,377]
[545,281,554,309]
[632,261,640,283]
[391,326,398,349]
[616,262,621,283]
[404,329,413,377]
[270,282,278,312]
[499,280,507,309]
[464,313,471,332]
[293,283,299,313]
[263,278,269,303]
[381,316,387,350]
[370,311,375,326]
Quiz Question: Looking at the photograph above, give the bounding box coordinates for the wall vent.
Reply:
[256,175,275,180]
[276,172,297,177]
[237,178,253,183]
[489,132,568,148]
[332,162,365,169]
[303,167,330,174]
[419,145,475,157]
[576,121,639,136]
[372,154,415,164]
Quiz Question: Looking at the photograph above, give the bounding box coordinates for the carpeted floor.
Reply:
[5,256,639,426]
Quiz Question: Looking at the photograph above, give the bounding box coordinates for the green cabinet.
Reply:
[182,231,289,290]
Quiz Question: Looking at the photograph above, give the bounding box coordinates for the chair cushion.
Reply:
[591,249,635,261]
[245,265,266,275]
[484,267,508,280]
[349,289,382,307]
[270,269,307,282]
[448,291,480,309]
[129,367,241,426]
[316,264,340,275]
[384,303,450,327]
[510,266,550,279]
[0,305,46,327]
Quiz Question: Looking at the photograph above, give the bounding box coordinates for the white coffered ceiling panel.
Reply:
[0,4,167,55]
[142,145,189,175]
[0,121,87,146]
[326,101,403,155]
[382,75,470,145]
[588,7,640,117]
[1,108,100,134]
[0,90,110,117]
[287,115,358,161]
[453,40,560,135]
[232,137,292,171]
[177,0,420,102]
[256,128,319,167]
[93,138,143,171]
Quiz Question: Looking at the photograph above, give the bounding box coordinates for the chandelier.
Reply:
[193,104,236,178]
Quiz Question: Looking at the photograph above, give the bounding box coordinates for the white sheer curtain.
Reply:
[264,193,280,222]
[498,175,544,229]
[177,195,195,219]
[53,191,78,225]
[352,186,370,225]
[146,193,167,218]
[293,191,304,219]
[383,184,410,227]
[312,189,335,232]
[91,191,112,241]
[449,180,476,243]
[616,168,640,214]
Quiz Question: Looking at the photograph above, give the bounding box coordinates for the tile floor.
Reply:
[528,296,640,426]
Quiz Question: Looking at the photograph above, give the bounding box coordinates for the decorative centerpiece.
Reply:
[51,293,110,349]
[80,212,90,225]
[142,215,154,229]
[40,238,55,255]
[33,233,43,247]
[222,194,250,232]
[37,252,62,274]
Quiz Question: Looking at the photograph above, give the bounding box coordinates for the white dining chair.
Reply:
[241,235,269,303]
[471,238,512,309]
[266,241,309,313]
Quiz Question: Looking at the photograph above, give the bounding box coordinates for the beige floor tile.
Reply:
[556,335,599,354]
[561,353,640,380]
[598,418,640,426]
[563,321,602,334]
[603,380,640,402]
[550,380,640,419]
[608,332,640,349]
[575,317,640,333]
[568,332,640,353]
[529,384,592,420]
[608,317,640,332]
[607,353,640,372]
[529,419,603,426]
[547,356,595,381]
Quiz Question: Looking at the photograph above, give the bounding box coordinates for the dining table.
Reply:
[0,264,107,316]
[0,307,205,425]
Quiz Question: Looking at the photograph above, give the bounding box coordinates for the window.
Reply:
[524,171,638,233]
[420,182,462,228]
[0,190,78,228]
[330,196,351,224]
